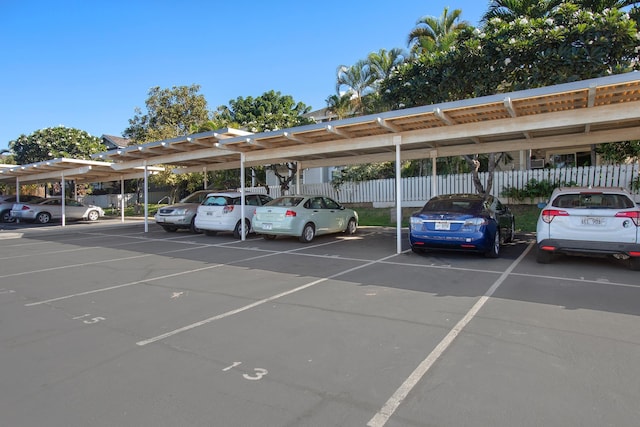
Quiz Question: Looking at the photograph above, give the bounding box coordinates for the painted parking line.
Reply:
[21,234,365,307]
[136,251,403,346]
[367,243,534,427]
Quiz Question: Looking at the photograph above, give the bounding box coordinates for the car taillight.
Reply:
[285,210,296,217]
[223,205,235,214]
[541,209,569,223]
[21,205,31,210]
[615,211,640,226]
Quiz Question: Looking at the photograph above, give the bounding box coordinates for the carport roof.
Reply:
[91,72,640,173]
[0,157,164,185]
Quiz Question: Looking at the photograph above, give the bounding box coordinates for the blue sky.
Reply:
[0,0,487,152]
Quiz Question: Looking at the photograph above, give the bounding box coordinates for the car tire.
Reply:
[233,219,251,239]
[36,212,51,224]
[87,210,100,221]
[628,257,640,271]
[345,217,357,235]
[536,247,553,264]
[205,230,218,236]
[411,246,424,254]
[1,209,14,223]
[162,225,178,232]
[299,223,315,243]
[505,218,515,243]
[190,217,201,233]
[262,234,276,240]
[485,230,500,258]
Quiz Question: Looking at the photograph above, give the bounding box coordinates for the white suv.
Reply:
[195,192,272,239]
[536,186,640,270]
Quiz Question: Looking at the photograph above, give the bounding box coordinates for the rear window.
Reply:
[422,199,483,213]
[267,197,304,207]
[202,196,233,206]
[552,193,634,209]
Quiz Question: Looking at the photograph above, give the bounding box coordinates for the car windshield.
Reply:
[552,193,635,209]
[267,197,305,207]
[180,192,209,203]
[422,199,483,213]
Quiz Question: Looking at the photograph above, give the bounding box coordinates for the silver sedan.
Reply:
[252,195,358,242]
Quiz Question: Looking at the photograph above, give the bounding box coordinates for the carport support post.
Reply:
[296,161,301,194]
[432,154,437,198]
[395,136,402,254]
[15,177,20,223]
[61,172,66,227]
[120,176,125,223]
[144,161,148,233]
[240,152,246,241]
[203,166,207,189]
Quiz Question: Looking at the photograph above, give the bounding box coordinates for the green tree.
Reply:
[219,90,314,132]
[408,7,469,56]
[335,60,376,115]
[9,126,103,165]
[482,0,564,22]
[325,93,355,119]
[124,85,209,144]
[218,91,315,193]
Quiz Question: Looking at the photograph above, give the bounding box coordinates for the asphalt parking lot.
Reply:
[1,219,639,427]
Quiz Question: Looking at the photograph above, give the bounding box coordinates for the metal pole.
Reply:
[240,153,246,241]
[395,136,402,254]
[144,161,148,233]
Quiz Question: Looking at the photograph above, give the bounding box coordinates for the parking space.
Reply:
[1,220,639,427]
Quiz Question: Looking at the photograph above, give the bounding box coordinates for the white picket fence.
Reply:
[80,164,639,208]
[246,164,640,207]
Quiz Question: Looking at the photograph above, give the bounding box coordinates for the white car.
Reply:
[536,186,640,270]
[194,192,273,238]
[11,197,105,224]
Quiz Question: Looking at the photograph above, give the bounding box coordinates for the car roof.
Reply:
[204,191,261,197]
[550,186,632,196]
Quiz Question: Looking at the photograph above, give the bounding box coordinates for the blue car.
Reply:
[409,194,515,258]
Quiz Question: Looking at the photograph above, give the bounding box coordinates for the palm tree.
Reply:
[482,0,564,22]
[367,48,407,84]
[407,7,468,56]
[335,59,376,115]
[325,93,354,120]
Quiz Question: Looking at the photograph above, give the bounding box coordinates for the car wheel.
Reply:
[233,219,251,239]
[190,217,201,233]
[1,209,14,223]
[505,218,515,243]
[536,247,553,264]
[345,217,357,235]
[485,230,500,258]
[162,225,178,232]
[262,234,276,240]
[205,230,218,236]
[628,257,640,271]
[87,210,100,221]
[411,246,424,254]
[36,212,51,224]
[299,223,315,243]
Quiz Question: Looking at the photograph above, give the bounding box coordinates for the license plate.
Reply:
[582,217,605,226]
[435,221,450,230]
[262,223,272,230]
[156,217,165,223]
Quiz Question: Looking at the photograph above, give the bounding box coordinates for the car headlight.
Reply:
[172,208,188,215]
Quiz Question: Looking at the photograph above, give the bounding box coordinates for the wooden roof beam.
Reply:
[504,96,531,139]
[326,125,350,139]
[376,117,401,133]
[433,108,455,125]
